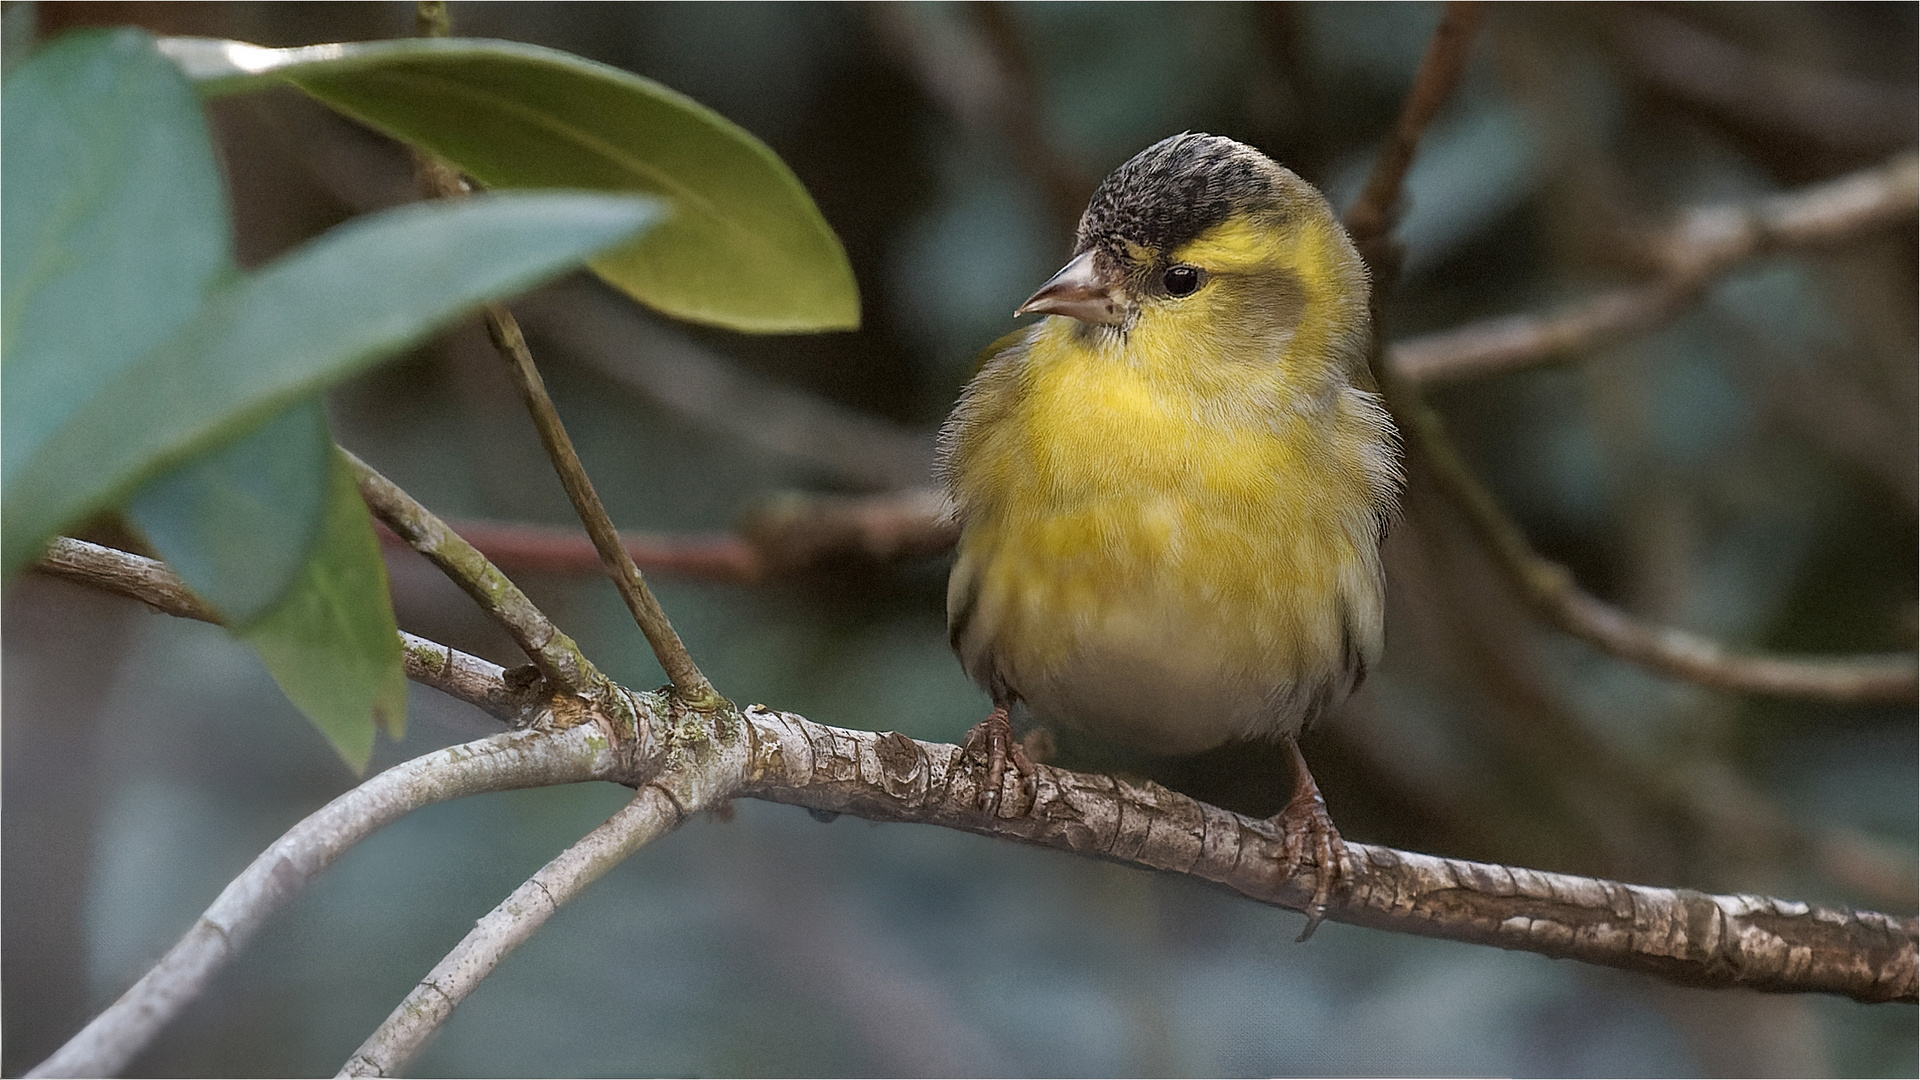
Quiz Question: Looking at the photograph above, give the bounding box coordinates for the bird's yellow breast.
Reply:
[946,317,1388,752]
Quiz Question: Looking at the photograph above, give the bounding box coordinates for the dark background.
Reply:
[6,2,1916,1075]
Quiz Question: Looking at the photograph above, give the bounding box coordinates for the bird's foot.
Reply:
[1269,740,1350,942]
[960,703,1033,816]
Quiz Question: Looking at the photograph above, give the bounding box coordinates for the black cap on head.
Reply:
[1075,133,1285,264]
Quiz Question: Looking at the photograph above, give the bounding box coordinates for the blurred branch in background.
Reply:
[1393,372,1916,702]
[378,486,954,585]
[517,285,934,491]
[1613,7,1918,161]
[1342,0,1485,271]
[869,2,1093,242]
[1388,150,1920,384]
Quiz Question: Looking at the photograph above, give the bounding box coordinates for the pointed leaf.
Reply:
[3,191,661,576]
[159,35,859,333]
[126,398,333,627]
[4,29,232,473]
[241,449,407,772]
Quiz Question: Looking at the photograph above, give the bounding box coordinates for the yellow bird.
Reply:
[939,133,1400,918]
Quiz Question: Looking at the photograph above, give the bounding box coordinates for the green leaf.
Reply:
[241,449,407,772]
[4,28,232,472]
[3,191,661,576]
[158,35,860,334]
[126,398,333,627]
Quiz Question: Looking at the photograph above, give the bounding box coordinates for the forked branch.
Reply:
[412,149,721,711]
[347,450,606,696]
[1342,3,1918,704]
[27,539,1918,1080]
[1389,150,1920,384]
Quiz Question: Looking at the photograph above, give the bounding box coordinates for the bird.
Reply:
[937,132,1401,925]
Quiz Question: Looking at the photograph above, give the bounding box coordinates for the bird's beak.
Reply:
[1016,250,1127,326]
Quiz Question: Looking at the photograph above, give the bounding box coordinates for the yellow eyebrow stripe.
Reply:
[1171,217,1275,273]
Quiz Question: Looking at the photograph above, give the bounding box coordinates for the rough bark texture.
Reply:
[737,706,1918,1005]
[26,539,1918,1080]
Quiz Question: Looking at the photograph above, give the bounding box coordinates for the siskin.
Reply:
[938,133,1401,919]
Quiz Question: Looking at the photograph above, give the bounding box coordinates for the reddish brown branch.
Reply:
[377,488,956,586]
[1344,1,1486,263]
[384,519,764,584]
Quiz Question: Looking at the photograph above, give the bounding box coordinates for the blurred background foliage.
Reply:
[4,2,1915,1076]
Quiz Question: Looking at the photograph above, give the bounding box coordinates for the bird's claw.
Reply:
[961,705,1033,816]
[1272,774,1350,942]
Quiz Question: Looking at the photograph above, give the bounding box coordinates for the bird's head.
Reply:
[1018,133,1370,383]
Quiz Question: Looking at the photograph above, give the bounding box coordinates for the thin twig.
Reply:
[481,306,723,709]
[26,722,620,1079]
[346,450,605,696]
[400,31,721,711]
[1344,1,1486,265]
[340,737,741,1077]
[963,1,1093,235]
[413,0,449,39]
[34,537,544,722]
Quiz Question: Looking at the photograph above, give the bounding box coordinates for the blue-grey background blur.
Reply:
[5,2,1915,1076]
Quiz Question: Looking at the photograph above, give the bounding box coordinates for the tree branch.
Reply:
[383,517,764,583]
[1389,150,1920,384]
[516,284,935,493]
[1338,7,1918,705]
[338,716,746,1077]
[409,136,719,711]
[26,542,1917,1078]
[737,708,1917,1005]
[1344,1,1486,266]
[1398,389,1918,702]
[481,305,723,710]
[375,487,956,586]
[338,784,696,1078]
[346,450,606,696]
[26,721,619,1079]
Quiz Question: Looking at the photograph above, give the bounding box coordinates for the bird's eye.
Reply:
[1163,265,1203,297]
